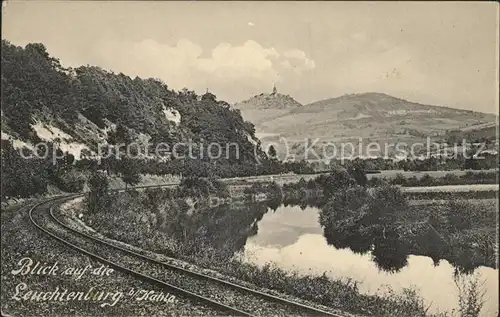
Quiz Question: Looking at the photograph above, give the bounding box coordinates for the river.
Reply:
[237,204,499,316]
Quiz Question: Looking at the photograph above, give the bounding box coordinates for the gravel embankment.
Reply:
[1,201,225,316]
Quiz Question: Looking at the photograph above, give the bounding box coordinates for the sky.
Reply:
[2,1,499,114]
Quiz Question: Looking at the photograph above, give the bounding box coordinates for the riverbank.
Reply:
[76,187,461,317]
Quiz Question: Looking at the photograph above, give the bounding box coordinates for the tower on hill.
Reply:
[272,83,277,95]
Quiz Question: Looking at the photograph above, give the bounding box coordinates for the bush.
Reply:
[86,171,110,214]
[55,170,86,193]
[322,167,357,198]
[179,176,230,198]
[393,173,407,186]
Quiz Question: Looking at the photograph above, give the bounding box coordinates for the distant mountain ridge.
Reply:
[300,92,488,117]
[234,91,498,159]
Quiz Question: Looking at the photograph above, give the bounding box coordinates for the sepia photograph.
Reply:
[1,1,499,316]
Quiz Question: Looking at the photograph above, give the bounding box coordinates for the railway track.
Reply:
[29,194,346,317]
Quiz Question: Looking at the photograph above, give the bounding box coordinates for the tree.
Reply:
[56,169,86,193]
[120,158,141,190]
[320,186,372,252]
[268,145,277,160]
[87,171,110,213]
[1,140,49,200]
[322,166,357,198]
[364,185,408,226]
[349,167,368,187]
[107,123,132,145]
[201,91,217,102]
[179,176,215,198]
[319,185,412,272]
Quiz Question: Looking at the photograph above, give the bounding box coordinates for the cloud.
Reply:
[92,38,315,97]
[280,60,292,69]
[196,40,280,81]
[248,21,255,27]
[94,38,204,88]
[350,32,367,42]
[94,39,282,87]
[283,49,307,60]
[282,49,316,73]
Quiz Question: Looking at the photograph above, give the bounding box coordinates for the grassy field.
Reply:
[368,170,498,180]
[408,199,497,207]
[402,184,498,193]
[224,169,498,185]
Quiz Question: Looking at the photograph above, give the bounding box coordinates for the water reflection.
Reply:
[319,194,495,276]
[163,198,498,315]
[159,200,269,261]
[176,197,495,274]
[323,219,414,273]
[241,204,499,316]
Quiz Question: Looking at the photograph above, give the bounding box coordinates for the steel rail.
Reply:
[48,201,344,317]
[26,183,347,316]
[28,196,252,317]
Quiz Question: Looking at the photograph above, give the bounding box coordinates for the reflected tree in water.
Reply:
[320,185,411,272]
[371,231,409,272]
[158,201,270,262]
[318,184,495,274]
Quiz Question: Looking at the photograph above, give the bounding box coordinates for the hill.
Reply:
[1,40,286,199]
[235,92,498,159]
[0,40,269,162]
[233,87,303,126]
